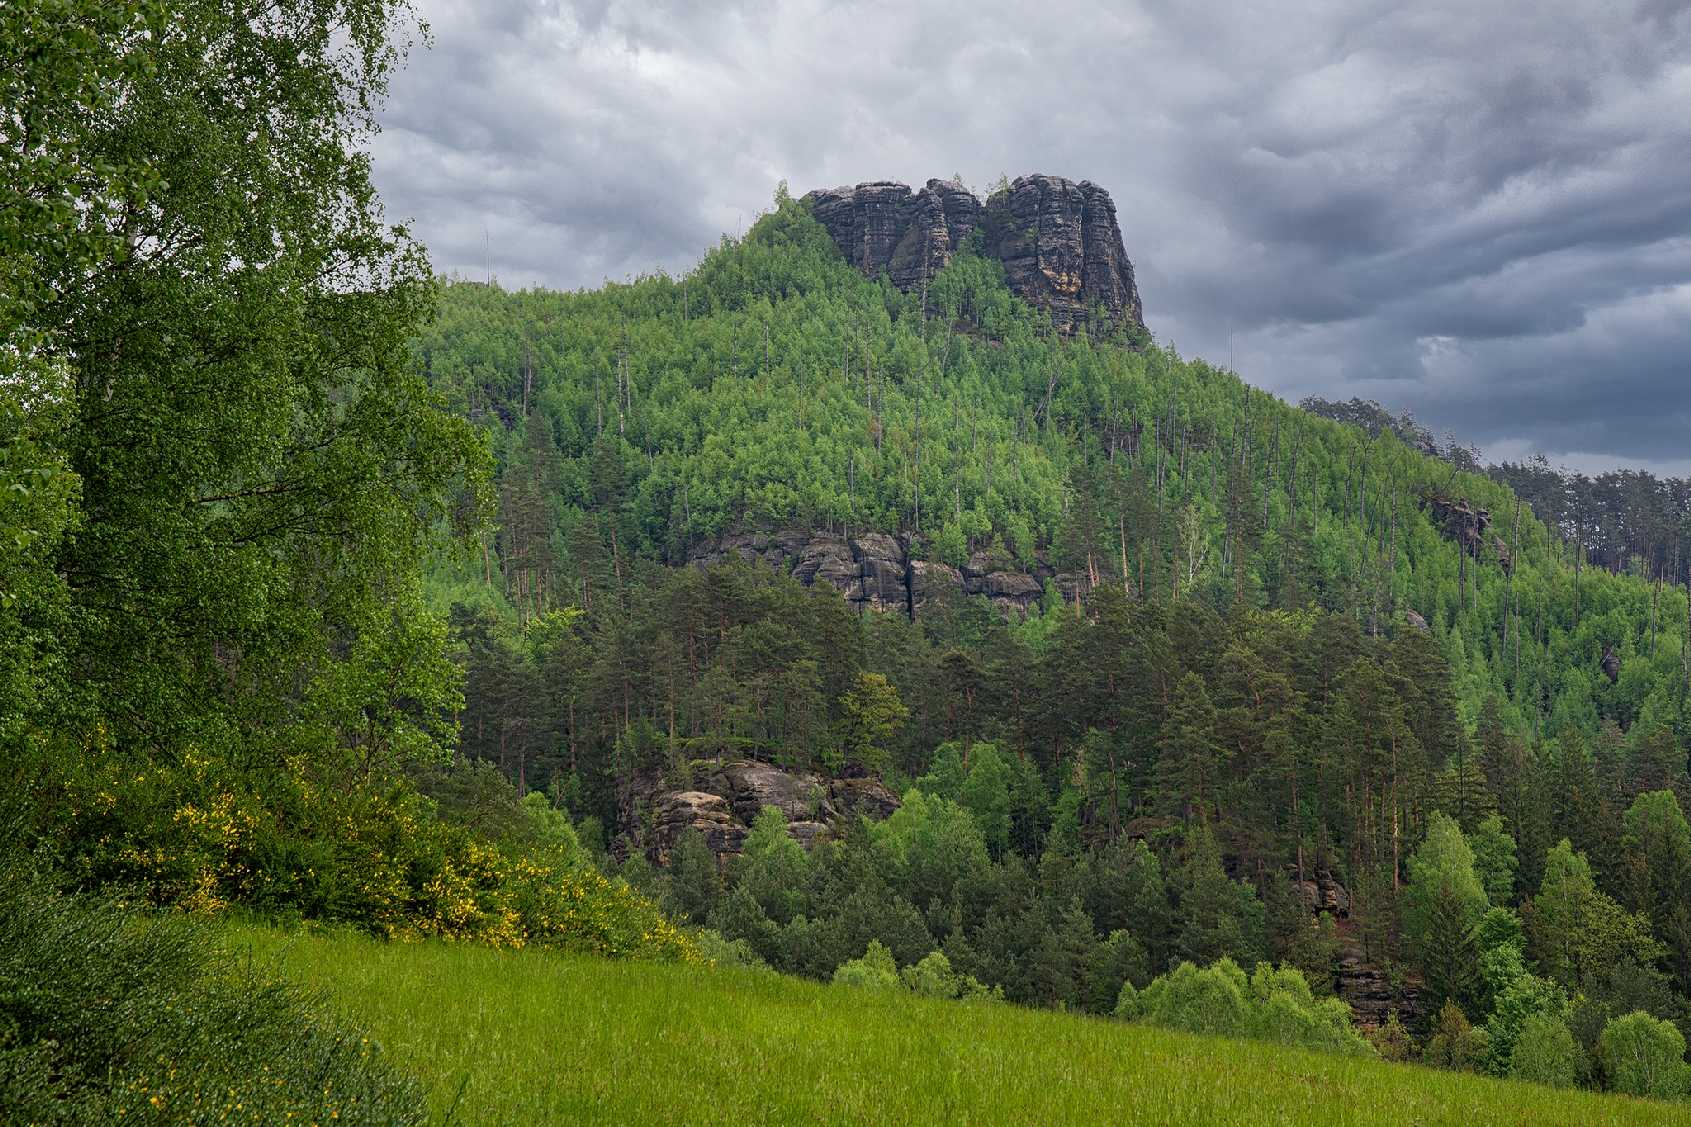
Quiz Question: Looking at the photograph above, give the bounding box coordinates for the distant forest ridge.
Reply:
[1301,396,1691,583]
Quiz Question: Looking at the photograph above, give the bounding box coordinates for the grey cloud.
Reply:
[375,0,1691,467]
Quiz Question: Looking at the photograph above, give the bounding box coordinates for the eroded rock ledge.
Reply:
[803,174,1145,335]
[688,529,1074,621]
[620,759,902,864]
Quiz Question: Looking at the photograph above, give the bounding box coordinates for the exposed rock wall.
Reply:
[978,175,1144,333]
[805,178,981,293]
[803,173,1144,335]
[621,759,902,865]
[688,529,1068,621]
[1426,496,1513,573]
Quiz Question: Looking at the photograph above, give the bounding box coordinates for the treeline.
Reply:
[1491,456,1691,582]
[1303,397,1691,596]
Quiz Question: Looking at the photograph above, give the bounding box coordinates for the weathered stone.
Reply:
[908,559,964,616]
[1405,609,1429,633]
[618,760,902,867]
[805,178,980,293]
[1337,934,1421,1032]
[705,760,836,826]
[650,789,747,860]
[963,547,1018,578]
[804,174,1144,336]
[830,775,902,821]
[1293,871,1352,918]
[1426,496,1510,572]
[979,175,1144,334]
[785,820,832,849]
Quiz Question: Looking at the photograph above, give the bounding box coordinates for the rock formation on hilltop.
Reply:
[802,174,1145,335]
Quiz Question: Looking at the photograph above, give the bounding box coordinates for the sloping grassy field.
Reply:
[227,923,1687,1125]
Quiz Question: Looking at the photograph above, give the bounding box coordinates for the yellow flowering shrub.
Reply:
[44,745,697,963]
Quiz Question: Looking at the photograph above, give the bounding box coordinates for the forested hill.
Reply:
[418,188,1690,748]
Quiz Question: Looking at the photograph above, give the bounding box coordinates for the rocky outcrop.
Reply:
[1336,932,1421,1031]
[1426,496,1513,574]
[620,759,902,865]
[1293,871,1352,918]
[653,790,748,858]
[978,175,1144,334]
[689,528,1073,621]
[805,178,980,293]
[803,174,1144,336]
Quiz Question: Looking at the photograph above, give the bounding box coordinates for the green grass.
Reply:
[227,922,1688,1125]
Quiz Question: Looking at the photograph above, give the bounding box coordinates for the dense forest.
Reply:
[7,0,1691,1114]
[413,196,1691,1093]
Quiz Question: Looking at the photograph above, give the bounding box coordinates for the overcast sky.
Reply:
[373,0,1691,474]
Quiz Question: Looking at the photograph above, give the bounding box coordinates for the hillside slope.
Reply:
[234,922,1683,1125]
[420,188,1689,746]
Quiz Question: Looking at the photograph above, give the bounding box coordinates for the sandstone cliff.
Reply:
[803,174,1144,335]
[619,759,902,865]
[688,529,1072,621]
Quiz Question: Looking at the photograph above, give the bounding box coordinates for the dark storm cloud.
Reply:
[374,0,1691,470]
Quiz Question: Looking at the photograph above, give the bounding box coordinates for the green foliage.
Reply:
[664,828,722,925]
[1599,1011,1691,1100]
[0,863,423,1123]
[1125,958,1372,1057]
[1423,1001,1491,1072]
[1485,972,1569,1078]
[1403,813,1489,1015]
[1526,839,1661,994]
[736,807,812,925]
[1174,823,1267,968]
[1469,814,1518,906]
[873,790,990,916]
[832,939,901,991]
[839,672,910,775]
[900,949,1000,1002]
[1507,1013,1579,1089]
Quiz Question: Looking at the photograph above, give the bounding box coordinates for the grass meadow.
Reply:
[227,922,1689,1125]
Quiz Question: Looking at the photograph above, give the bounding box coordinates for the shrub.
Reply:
[1422,1001,1490,1072]
[833,940,901,990]
[1125,959,1372,1056]
[0,863,423,1123]
[1599,1011,1691,1100]
[1508,1013,1578,1089]
[37,747,696,962]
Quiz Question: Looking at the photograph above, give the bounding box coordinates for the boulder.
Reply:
[785,820,832,849]
[908,559,964,616]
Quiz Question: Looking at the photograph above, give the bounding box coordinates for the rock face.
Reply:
[620,759,902,865]
[689,528,1069,621]
[803,174,1144,336]
[978,175,1144,334]
[1336,932,1422,1031]
[1426,496,1513,574]
[1293,870,1352,918]
[805,178,981,294]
